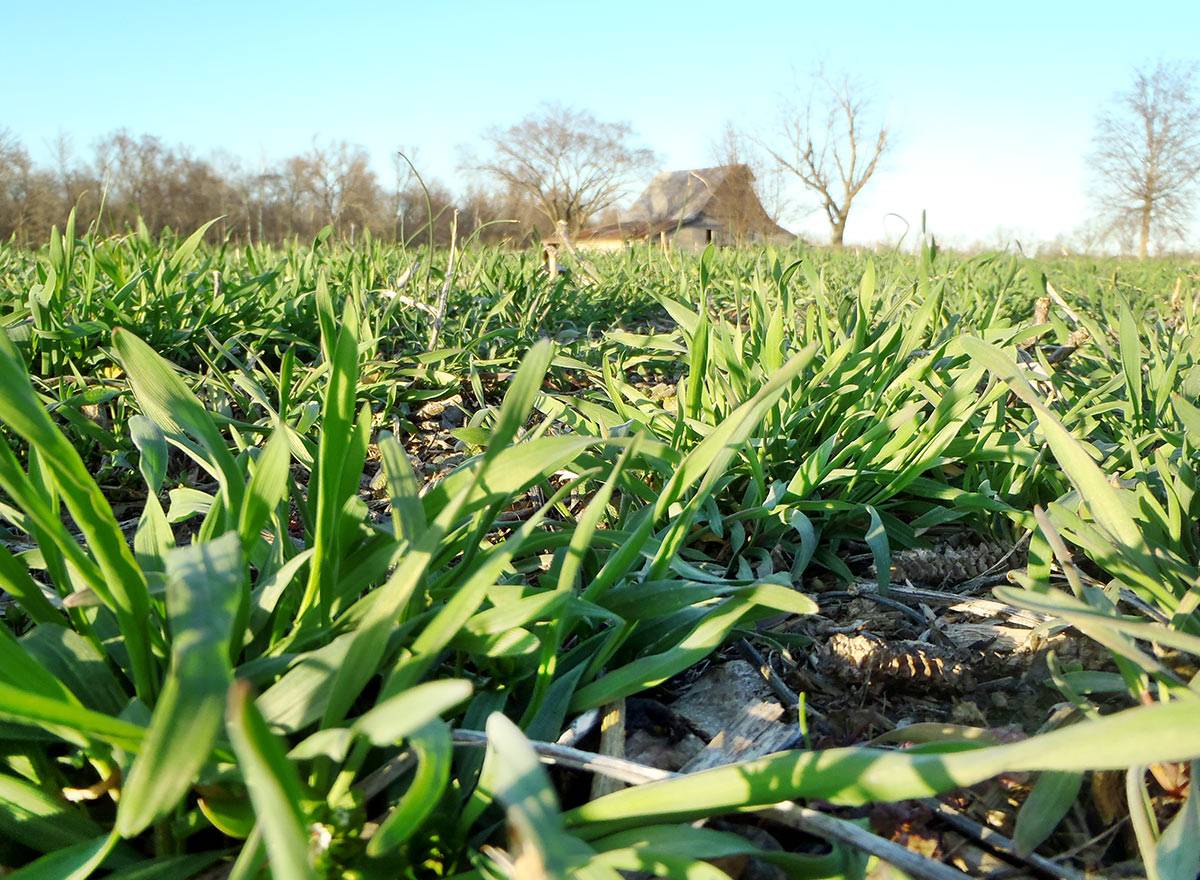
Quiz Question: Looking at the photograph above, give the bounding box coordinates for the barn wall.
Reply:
[575,238,629,252]
[669,225,713,251]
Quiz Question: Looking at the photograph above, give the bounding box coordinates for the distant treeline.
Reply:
[0,130,551,247]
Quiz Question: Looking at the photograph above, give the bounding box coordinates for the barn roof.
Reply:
[622,164,751,225]
[556,163,791,244]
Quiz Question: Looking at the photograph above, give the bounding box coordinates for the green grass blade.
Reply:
[0,332,157,702]
[567,700,1200,833]
[963,337,1145,551]
[378,431,425,543]
[1012,770,1083,856]
[366,719,453,855]
[113,328,245,526]
[0,679,144,751]
[225,680,317,880]
[299,296,360,624]
[4,833,118,880]
[482,712,581,876]
[116,533,243,837]
[238,425,291,547]
[0,772,103,853]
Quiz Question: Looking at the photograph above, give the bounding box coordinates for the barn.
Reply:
[576,164,793,250]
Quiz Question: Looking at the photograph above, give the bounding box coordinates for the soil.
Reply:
[571,536,1168,879]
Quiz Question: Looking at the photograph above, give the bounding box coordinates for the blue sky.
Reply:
[5,0,1199,245]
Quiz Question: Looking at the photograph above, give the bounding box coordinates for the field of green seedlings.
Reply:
[1,215,1199,880]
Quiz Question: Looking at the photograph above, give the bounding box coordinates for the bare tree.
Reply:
[764,71,890,246]
[1090,61,1200,258]
[293,140,383,235]
[709,121,790,240]
[469,103,656,233]
[48,133,82,210]
[0,128,35,241]
[0,127,405,245]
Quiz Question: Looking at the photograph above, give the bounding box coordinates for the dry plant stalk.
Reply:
[590,699,627,799]
[428,210,458,349]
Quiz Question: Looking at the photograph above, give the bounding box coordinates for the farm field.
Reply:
[0,218,1199,879]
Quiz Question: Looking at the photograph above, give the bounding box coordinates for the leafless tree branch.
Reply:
[763,70,890,246]
[466,103,656,233]
[1089,60,1200,257]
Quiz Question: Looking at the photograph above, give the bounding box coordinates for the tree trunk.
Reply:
[1138,199,1151,258]
[830,216,847,247]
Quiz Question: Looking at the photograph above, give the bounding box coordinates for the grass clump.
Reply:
[0,222,1198,878]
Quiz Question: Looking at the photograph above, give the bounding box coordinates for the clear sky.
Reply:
[5,0,1199,246]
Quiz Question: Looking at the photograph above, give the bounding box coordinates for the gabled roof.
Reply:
[563,163,792,243]
[622,164,751,225]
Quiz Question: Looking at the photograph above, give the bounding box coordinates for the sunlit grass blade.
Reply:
[116,533,243,837]
[299,296,360,624]
[567,700,1200,833]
